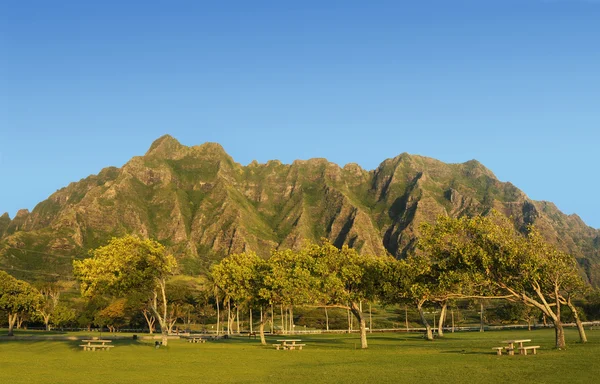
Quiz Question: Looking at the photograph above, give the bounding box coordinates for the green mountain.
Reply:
[2,135,599,285]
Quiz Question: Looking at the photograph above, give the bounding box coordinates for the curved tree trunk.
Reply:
[417,303,434,341]
[566,298,587,343]
[258,306,270,345]
[142,309,155,334]
[437,301,447,337]
[350,302,368,349]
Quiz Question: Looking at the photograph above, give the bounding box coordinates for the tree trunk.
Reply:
[280,305,284,334]
[369,303,372,333]
[250,307,253,334]
[149,281,170,346]
[554,320,566,349]
[216,293,220,335]
[325,306,329,331]
[438,301,447,337]
[566,299,587,343]
[553,292,565,349]
[258,307,270,345]
[350,302,368,349]
[347,308,352,333]
[142,310,155,334]
[227,299,232,335]
[7,313,17,336]
[417,303,434,341]
[479,301,485,332]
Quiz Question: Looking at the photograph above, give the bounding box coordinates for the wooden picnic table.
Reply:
[274,339,305,350]
[187,336,206,343]
[502,339,530,355]
[497,339,542,355]
[80,339,113,351]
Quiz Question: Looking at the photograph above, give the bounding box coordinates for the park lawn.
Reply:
[1,328,599,383]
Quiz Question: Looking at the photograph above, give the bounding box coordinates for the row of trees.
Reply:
[0,211,590,350]
[211,212,589,349]
[0,271,76,335]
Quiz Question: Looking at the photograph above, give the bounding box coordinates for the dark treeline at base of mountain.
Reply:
[1,135,599,286]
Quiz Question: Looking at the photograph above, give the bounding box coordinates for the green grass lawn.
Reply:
[1,328,599,383]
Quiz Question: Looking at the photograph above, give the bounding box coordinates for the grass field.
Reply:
[1,328,599,383]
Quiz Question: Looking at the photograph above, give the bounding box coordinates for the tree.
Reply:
[73,235,177,345]
[381,256,436,340]
[0,271,42,336]
[35,283,62,331]
[212,251,275,345]
[418,212,587,349]
[95,298,128,332]
[307,242,387,349]
[51,303,76,328]
[267,248,321,336]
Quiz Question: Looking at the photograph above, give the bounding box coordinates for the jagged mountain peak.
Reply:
[1,136,599,286]
[145,134,184,157]
[15,209,30,218]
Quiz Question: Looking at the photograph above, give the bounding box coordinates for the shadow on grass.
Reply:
[440,349,491,356]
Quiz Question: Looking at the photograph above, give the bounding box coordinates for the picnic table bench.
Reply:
[186,336,206,343]
[80,339,114,351]
[492,339,539,356]
[274,339,306,350]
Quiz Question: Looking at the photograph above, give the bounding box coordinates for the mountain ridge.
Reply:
[1,135,599,286]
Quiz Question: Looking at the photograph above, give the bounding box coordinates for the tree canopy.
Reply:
[73,235,177,345]
[416,212,586,348]
[0,270,42,336]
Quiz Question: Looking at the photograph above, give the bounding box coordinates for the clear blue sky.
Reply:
[1,0,599,228]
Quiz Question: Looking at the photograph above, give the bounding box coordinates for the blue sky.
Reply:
[1,0,599,228]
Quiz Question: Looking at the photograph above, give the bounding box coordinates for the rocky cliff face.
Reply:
[2,135,599,285]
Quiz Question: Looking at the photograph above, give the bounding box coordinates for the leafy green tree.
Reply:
[381,256,438,340]
[212,251,275,344]
[51,303,76,328]
[268,248,321,335]
[0,271,42,336]
[307,242,388,349]
[73,235,177,345]
[418,212,587,349]
[35,283,62,331]
[95,298,128,332]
